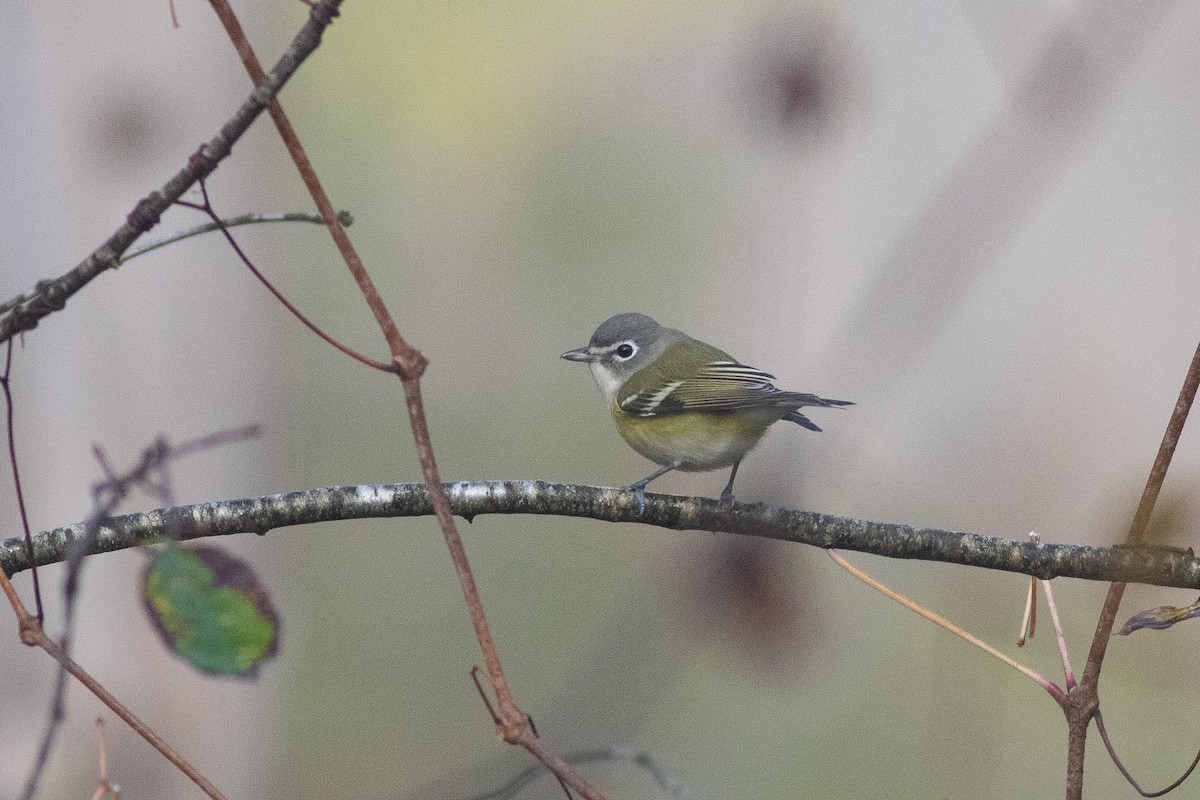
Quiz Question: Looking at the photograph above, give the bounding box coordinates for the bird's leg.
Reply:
[718,460,742,507]
[624,462,681,512]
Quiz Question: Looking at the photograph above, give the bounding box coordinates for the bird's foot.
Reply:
[718,486,736,510]
[621,481,649,513]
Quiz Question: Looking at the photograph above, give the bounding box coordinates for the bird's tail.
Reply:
[783,395,854,432]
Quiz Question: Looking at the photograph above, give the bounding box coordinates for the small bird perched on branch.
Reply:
[562,312,852,507]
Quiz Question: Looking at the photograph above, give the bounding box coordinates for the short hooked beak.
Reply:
[561,346,597,363]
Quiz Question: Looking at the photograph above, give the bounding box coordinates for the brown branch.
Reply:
[1094,710,1200,798]
[204,0,408,362]
[18,428,258,800]
[203,2,602,796]
[0,0,343,345]
[827,549,1064,699]
[89,717,118,800]
[466,745,696,800]
[23,620,229,800]
[1,530,222,800]
[2,340,43,622]
[1084,340,1200,670]
[176,188,392,372]
[1063,341,1200,799]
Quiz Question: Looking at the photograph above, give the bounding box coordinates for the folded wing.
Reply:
[619,361,852,430]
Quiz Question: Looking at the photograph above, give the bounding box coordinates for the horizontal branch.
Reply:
[3,481,1197,588]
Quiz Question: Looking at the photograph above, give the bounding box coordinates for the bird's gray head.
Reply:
[561,313,683,401]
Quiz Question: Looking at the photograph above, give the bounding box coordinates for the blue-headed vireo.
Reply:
[562,313,852,506]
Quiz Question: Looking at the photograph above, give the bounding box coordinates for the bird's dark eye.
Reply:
[614,343,636,359]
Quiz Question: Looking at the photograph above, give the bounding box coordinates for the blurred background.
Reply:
[2,1,1199,798]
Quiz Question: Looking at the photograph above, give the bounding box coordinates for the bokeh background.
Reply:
[2,1,1200,798]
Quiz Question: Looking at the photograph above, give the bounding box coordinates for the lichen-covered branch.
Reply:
[4,481,1197,588]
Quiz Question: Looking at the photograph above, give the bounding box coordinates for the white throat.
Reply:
[589,362,623,404]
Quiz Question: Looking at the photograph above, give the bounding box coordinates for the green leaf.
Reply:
[142,543,280,677]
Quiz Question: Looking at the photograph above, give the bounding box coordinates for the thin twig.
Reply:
[1040,578,1075,690]
[204,0,403,356]
[471,666,501,726]
[176,187,391,372]
[1094,710,1200,798]
[1,340,42,621]
[31,628,228,800]
[89,717,120,800]
[1082,341,1200,682]
[0,0,344,345]
[827,549,1064,701]
[2,6,335,799]
[202,1,603,795]
[1066,340,1200,799]
[464,745,698,800]
[119,211,351,263]
[20,427,258,800]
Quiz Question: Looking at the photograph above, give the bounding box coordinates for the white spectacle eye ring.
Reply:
[613,342,637,360]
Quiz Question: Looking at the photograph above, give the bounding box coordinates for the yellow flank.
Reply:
[610,403,781,471]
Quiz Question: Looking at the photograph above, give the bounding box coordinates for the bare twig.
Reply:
[1094,710,1200,798]
[465,746,698,800]
[177,183,391,372]
[202,1,604,795]
[8,482,1200,589]
[89,718,120,800]
[26,627,228,800]
[4,3,336,791]
[120,210,351,263]
[20,426,257,800]
[1065,341,1200,799]
[1,340,43,621]
[1040,579,1075,690]
[0,0,344,345]
[204,0,397,353]
[827,549,1064,701]
[1017,533,1039,647]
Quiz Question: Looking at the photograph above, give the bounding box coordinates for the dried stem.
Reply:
[2,340,42,621]
[1081,342,1200,683]
[467,745,696,800]
[1040,579,1075,690]
[0,0,343,345]
[3,7,336,791]
[177,188,391,372]
[204,0,406,359]
[120,210,349,264]
[203,1,602,795]
[27,623,228,800]
[827,549,1063,701]
[19,428,257,800]
[1094,709,1200,797]
[1065,341,1200,799]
